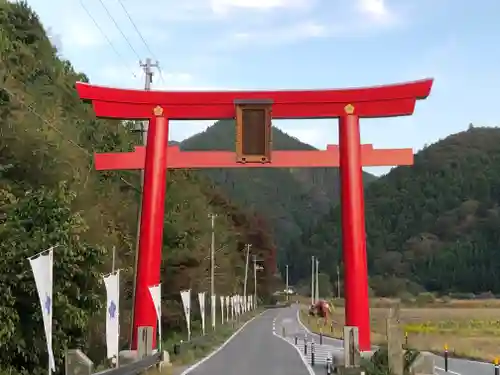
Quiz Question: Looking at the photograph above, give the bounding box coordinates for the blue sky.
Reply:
[21,0,500,174]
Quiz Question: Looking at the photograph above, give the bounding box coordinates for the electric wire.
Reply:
[115,0,166,86]
[78,0,138,78]
[96,0,142,61]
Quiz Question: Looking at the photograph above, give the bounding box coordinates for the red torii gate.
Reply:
[76,78,433,351]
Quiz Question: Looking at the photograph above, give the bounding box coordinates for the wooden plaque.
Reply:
[235,102,272,163]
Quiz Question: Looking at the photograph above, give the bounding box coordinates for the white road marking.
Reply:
[272,330,315,375]
[435,366,461,375]
[179,310,267,375]
[295,307,466,375]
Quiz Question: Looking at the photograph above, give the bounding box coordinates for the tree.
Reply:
[0,182,106,374]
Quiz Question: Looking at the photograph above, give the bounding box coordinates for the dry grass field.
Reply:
[301,298,500,362]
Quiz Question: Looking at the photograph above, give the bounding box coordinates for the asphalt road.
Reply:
[181,305,496,375]
[181,309,314,375]
[274,305,342,374]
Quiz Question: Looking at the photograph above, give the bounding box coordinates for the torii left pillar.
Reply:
[132,105,168,349]
[339,105,369,351]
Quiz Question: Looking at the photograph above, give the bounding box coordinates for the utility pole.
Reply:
[209,213,217,330]
[311,256,315,305]
[253,255,257,308]
[315,258,320,301]
[243,244,251,300]
[130,57,160,345]
[137,58,159,144]
[337,264,341,299]
[285,264,289,301]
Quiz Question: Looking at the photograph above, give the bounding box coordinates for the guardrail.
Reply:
[65,349,163,375]
[93,353,162,375]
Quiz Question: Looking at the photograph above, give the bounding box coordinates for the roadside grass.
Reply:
[299,300,500,363]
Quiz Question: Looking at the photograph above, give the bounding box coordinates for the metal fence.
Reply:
[65,349,163,375]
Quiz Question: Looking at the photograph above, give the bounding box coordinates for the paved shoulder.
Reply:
[279,305,343,349]
[433,355,495,375]
[183,309,312,375]
[274,305,341,374]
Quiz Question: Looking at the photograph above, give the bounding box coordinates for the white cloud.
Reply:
[210,0,309,14]
[228,20,327,45]
[219,0,405,48]
[359,0,388,17]
[357,0,398,25]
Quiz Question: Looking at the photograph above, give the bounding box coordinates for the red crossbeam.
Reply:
[76,79,433,120]
[94,145,413,170]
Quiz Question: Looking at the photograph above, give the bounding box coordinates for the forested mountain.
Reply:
[179,120,377,267]
[304,125,500,296]
[0,1,275,373]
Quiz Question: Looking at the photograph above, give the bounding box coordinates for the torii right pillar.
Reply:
[338,103,390,351]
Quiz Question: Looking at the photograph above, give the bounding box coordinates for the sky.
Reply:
[18,0,500,174]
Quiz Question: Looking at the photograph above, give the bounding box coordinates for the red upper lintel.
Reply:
[76,79,433,119]
[76,79,433,106]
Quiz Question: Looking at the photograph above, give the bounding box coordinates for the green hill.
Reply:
[304,125,500,296]
[0,1,275,373]
[179,120,377,266]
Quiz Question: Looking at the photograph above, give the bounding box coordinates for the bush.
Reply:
[361,345,420,375]
[398,291,415,305]
[441,295,452,303]
[415,292,435,306]
[448,292,475,300]
[476,291,495,299]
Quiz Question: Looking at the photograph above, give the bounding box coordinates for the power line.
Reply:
[115,0,166,86]
[78,0,137,78]
[96,0,142,61]
[115,0,156,59]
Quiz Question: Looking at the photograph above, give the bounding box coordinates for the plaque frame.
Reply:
[234,99,273,163]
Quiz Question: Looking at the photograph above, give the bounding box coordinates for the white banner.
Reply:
[243,296,246,313]
[148,284,162,349]
[29,248,55,372]
[220,296,225,324]
[104,270,120,360]
[236,295,241,315]
[225,296,230,320]
[232,296,235,319]
[211,294,216,329]
[198,292,206,335]
[180,289,191,340]
[229,296,234,320]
